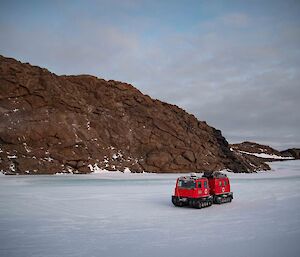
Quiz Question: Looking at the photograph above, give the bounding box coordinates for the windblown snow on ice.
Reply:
[0,161,300,257]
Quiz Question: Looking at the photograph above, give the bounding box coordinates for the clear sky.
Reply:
[1,0,299,149]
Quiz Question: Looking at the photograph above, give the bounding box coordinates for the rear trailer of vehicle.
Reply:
[203,171,233,204]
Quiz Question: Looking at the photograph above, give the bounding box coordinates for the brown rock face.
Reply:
[231,141,283,156]
[280,148,300,159]
[0,55,263,174]
[229,141,299,171]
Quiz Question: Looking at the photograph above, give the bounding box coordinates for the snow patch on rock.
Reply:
[88,164,109,173]
[238,150,294,159]
[9,162,16,172]
[88,163,132,174]
[123,167,132,173]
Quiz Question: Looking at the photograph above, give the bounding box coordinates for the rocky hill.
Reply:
[231,141,294,162]
[231,141,282,155]
[280,148,300,159]
[0,55,270,174]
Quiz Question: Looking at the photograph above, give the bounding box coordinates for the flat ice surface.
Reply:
[1,161,300,257]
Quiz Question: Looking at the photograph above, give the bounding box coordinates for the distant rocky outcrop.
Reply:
[231,141,295,163]
[280,148,300,159]
[0,55,272,174]
[231,141,282,156]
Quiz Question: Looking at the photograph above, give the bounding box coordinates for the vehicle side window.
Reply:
[204,181,208,188]
[224,181,227,186]
[198,182,202,188]
[219,181,222,186]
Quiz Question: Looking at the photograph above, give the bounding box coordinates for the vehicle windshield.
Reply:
[178,180,195,189]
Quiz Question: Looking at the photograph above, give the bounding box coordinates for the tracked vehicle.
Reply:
[172,172,233,208]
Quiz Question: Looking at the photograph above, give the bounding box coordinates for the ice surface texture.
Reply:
[0,161,300,257]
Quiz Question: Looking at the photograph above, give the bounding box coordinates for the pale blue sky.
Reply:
[1,0,300,149]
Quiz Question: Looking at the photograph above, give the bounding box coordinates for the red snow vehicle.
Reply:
[172,172,233,208]
[203,171,233,204]
[172,174,213,208]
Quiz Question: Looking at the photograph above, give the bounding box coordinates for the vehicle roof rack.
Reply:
[202,171,227,178]
[179,173,201,180]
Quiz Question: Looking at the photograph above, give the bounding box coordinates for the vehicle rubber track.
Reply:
[214,195,233,204]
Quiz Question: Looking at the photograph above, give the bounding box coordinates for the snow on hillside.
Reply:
[0,161,300,257]
[238,150,294,159]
